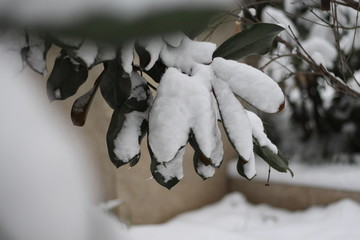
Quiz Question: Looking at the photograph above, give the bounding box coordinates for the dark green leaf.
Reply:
[253,140,294,177]
[135,43,151,70]
[99,58,132,109]
[50,9,219,44]
[47,49,88,101]
[144,60,167,83]
[213,23,284,60]
[71,72,101,126]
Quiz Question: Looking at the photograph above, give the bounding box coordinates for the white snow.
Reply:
[228,159,360,192]
[163,31,185,48]
[212,57,285,113]
[96,44,117,63]
[149,65,222,167]
[73,40,98,67]
[0,27,26,74]
[261,6,299,44]
[54,88,62,99]
[160,36,216,74]
[25,33,47,74]
[212,77,253,162]
[114,110,147,162]
[121,41,135,74]
[127,192,360,240]
[301,37,337,69]
[195,161,216,179]
[156,148,185,182]
[0,49,130,240]
[138,36,163,70]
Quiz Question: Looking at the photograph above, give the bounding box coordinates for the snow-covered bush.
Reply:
[0,1,296,189]
[238,0,360,163]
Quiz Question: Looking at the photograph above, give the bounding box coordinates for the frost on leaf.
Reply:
[107,71,152,168]
[212,57,285,113]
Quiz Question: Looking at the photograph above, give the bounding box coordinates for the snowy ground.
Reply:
[127,192,360,240]
[228,157,360,192]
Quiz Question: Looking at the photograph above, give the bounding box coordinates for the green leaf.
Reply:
[47,49,88,101]
[99,57,132,109]
[213,23,284,60]
[253,140,294,177]
[71,72,101,126]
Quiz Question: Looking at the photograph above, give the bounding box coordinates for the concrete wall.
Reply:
[229,178,360,210]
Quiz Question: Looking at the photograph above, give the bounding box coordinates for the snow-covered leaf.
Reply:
[149,143,185,190]
[93,44,116,66]
[160,36,216,74]
[148,65,223,187]
[99,57,131,109]
[212,57,285,113]
[213,23,284,60]
[71,73,101,126]
[47,49,88,101]
[137,37,163,71]
[246,110,278,154]
[236,153,257,180]
[121,41,134,74]
[254,140,293,177]
[107,72,152,167]
[163,32,185,48]
[212,78,253,162]
[68,40,98,67]
[22,33,51,75]
[189,133,216,180]
[149,66,219,163]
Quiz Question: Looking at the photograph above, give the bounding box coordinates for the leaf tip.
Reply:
[278,101,285,112]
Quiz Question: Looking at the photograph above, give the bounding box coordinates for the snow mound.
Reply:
[128,192,360,240]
